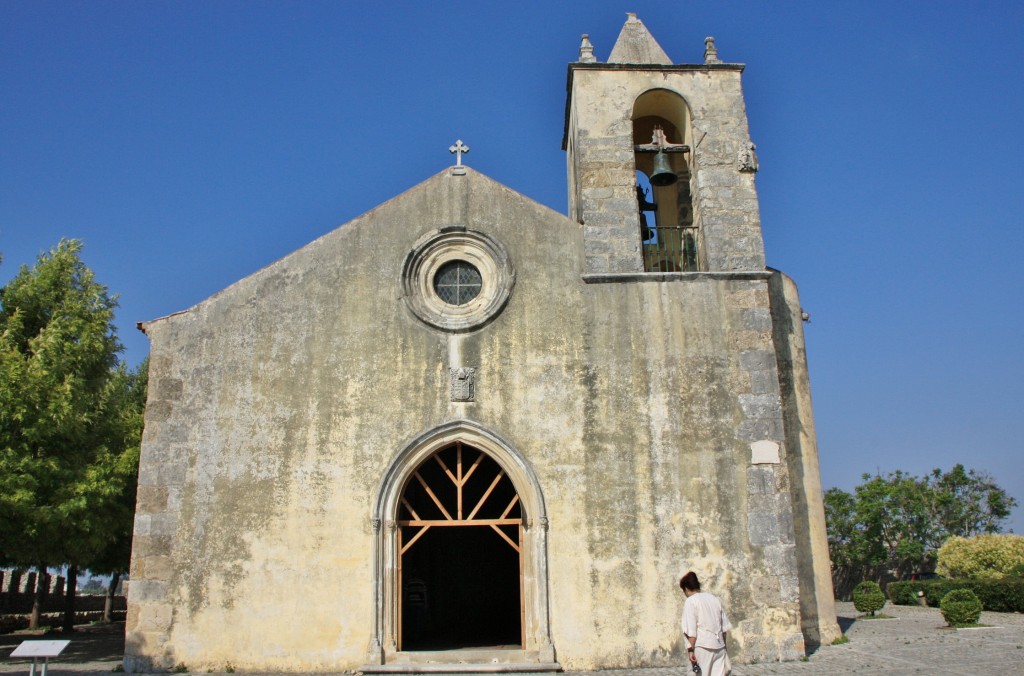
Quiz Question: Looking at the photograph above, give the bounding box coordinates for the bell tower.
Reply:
[563,14,766,276]
[561,14,842,657]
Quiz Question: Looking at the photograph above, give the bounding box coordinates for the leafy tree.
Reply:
[825,465,1016,597]
[937,534,1024,580]
[0,240,124,627]
[83,357,147,622]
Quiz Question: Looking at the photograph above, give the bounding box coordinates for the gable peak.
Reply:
[607,13,672,65]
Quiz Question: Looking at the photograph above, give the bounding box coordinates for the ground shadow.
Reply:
[837,615,857,633]
[2,622,124,665]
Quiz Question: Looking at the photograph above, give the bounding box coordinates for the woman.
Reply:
[680,571,732,676]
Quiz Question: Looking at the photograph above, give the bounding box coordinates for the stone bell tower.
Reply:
[562,14,842,656]
[564,13,765,276]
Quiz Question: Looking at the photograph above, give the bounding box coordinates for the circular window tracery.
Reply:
[401,228,515,332]
[433,260,482,306]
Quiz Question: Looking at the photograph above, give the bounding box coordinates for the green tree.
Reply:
[824,466,1016,597]
[0,240,123,627]
[83,357,147,622]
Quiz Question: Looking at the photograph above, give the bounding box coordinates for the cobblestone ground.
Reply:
[3,603,1023,675]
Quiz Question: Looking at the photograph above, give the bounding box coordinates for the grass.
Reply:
[858,613,896,619]
[832,635,850,645]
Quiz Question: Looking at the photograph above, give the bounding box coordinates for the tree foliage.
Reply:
[824,465,1016,596]
[937,534,1024,581]
[0,240,145,627]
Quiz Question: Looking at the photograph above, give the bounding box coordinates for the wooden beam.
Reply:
[400,525,431,554]
[634,144,689,153]
[434,453,459,488]
[400,497,422,521]
[461,451,484,486]
[399,518,521,527]
[491,524,521,553]
[467,470,505,521]
[414,471,453,520]
[500,494,520,519]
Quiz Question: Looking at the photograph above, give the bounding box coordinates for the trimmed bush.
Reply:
[938,534,1024,580]
[940,588,983,626]
[887,581,922,606]
[852,581,886,616]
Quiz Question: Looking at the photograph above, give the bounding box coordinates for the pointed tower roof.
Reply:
[607,13,672,65]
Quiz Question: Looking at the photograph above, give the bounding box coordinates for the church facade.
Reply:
[125,15,839,673]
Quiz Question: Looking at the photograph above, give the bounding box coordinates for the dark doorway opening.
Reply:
[401,526,521,649]
[398,443,523,651]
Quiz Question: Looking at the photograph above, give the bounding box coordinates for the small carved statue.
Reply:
[738,142,759,173]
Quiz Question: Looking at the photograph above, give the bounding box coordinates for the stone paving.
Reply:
[2,603,1023,675]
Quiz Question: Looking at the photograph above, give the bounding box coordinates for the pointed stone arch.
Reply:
[365,420,556,670]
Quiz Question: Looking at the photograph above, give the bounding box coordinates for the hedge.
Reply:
[888,579,1024,613]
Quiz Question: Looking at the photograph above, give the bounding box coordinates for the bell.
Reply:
[640,220,653,241]
[649,150,678,187]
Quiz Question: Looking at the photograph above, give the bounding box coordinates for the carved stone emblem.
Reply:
[738,142,759,173]
[450,367,476,402]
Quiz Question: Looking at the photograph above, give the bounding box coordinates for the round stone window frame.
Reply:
[401,226,515,332]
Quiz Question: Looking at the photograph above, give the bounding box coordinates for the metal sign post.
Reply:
[9,640,70,676]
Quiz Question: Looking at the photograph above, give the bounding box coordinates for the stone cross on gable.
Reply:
[449,139,470,166]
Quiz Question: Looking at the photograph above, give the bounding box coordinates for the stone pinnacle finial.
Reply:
[578,34,596,63]
[608,13,672,65]
[704,36,721,64]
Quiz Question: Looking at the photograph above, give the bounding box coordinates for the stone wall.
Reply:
[565,65,766,275]
[127,168,818,672]
[0,570,126,614]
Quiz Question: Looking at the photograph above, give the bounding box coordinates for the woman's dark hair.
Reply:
[679,571,701,592]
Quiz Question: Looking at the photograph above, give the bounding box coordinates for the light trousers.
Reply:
[694,646,731,676]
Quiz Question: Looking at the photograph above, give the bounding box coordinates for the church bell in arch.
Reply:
[649,150,677,187]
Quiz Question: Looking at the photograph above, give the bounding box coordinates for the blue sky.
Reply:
[2,1,1022,530]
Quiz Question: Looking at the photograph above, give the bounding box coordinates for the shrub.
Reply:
[937,534,1024,580]
[910,578,1024,613]
[852,581,886,616]
[940,589,983,626]
[887,581,922,606]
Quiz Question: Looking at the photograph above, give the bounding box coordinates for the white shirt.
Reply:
[682,591,732,650]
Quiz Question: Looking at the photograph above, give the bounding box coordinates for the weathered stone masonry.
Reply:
[125,14,839,673]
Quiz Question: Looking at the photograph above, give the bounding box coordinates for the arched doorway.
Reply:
[367,421,556,669]
[398,441,522,650]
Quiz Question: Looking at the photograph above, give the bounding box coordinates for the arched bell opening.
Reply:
[632,89,700,272]
[367,421,556,669]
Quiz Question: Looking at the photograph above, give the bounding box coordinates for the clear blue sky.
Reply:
[2,2,1022,530]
